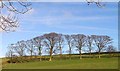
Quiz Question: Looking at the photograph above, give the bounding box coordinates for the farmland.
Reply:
[2,53,119,69]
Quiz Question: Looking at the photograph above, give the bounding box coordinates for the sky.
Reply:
[0,2,118,57]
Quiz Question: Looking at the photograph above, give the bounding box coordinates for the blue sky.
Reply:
[0,2,118,57]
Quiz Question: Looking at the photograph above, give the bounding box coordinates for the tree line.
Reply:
[6,32,116,62]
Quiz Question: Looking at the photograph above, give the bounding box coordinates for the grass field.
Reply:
[2,57,118,69]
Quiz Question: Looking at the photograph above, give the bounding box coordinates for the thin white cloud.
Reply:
[20,15,117,26]
[18,2,117,33]
[53,24,117,32]
[19,2,117,26]
[20,16,62,26]
[15,28,39,33]
[19,15,118,34]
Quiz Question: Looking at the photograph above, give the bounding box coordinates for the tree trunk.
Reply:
[39,54,41,61]
[90,51,91,56]
[39,57,41,61]
[49,47,53,61]
[49,56,52,61]
[79,49,82,59]
[90,49,92,58]
[60,47,62,59]
[69,45,71,60]
[98,50,101,58]
[10,52,13,63]
[69,48,71,60]
[30,51,32,59]
[38,47,42,61]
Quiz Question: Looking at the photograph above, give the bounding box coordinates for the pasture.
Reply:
[2,57,118,69]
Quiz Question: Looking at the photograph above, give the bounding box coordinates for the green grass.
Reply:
[3,57,118,69]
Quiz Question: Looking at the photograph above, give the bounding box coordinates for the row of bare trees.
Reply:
[6,32,116,62]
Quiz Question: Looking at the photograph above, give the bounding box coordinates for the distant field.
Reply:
[3,57,118,69]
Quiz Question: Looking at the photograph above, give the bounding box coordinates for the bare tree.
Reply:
[86,35,94,56]
[72,34,86,59]
[14,40,26,57]
[25,39,35,58]
[33,36,44,61]
[106,45,116,57]
[92,35,112,58]
[43,32,58,61]
[107,45,116,53]
[64,34,74,59]
[0,0,31,32]
[6,44,15,63]
[8,40,26,63]
[57,34,64,59]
